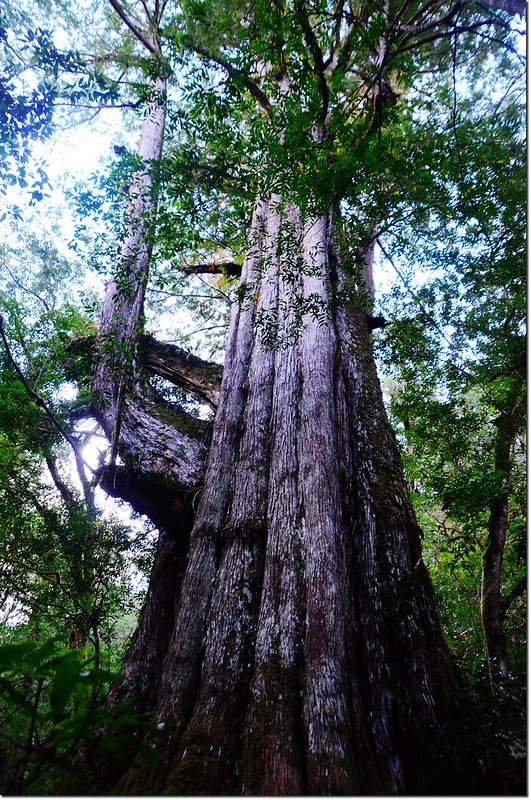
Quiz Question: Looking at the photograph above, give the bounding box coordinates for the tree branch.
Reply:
[141,334,222,409]
[181,261,242,278]
[107,0,159,55]
[501,577,527,618]
[67,332,223,409]
[398,18,510,53]
[293,0,330,117]
[94,379,209,491]
[186,41,272,111]
[98,463,198,534]
[0,316,96,476]
[45,455,78,511]
[395,0,464,34]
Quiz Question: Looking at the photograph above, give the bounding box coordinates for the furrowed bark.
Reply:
[74,6,528,792]
[106,527,191,714]
[141,334,222,409]
[100,461,195,713]
[67,332,222,411]
[112,195,457,797]
[92,67,166,450]
[88,58,207,530]
[84,51,209,734]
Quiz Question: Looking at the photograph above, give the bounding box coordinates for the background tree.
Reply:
[377,106,526,679]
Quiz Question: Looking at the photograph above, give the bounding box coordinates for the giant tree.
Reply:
[21,0,524,794]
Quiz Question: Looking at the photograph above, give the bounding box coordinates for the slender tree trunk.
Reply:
[113,195,457,796]
[481,414,514,677]
[361,224,377,300]
[92,74,166,449]
[88,66,208,711]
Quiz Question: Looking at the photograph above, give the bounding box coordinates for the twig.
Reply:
[376,241,521,421]
[187,324,226,336]
[3,264,51,312]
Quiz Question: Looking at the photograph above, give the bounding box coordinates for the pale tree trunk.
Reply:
[92,73,166,442]
[362,235,376,298]
[88,66,211,716]
[112,195,457,796]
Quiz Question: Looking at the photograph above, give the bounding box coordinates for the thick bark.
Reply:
[84,65,210,728]
[100,463,194,714]
[112,197,457,796]
[64,0,526,789]
[107,526,191,714]
[361,230,377,299]
[141,334,222,409]
[87,60,206,607]
[99,462,197,534]
[67,332,222,412]
[480,414,513,677]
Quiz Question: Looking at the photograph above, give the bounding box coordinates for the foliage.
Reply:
[0,217,156,792]
[375,84,526,678]
[0,634,167,794]
[418,675,526,795]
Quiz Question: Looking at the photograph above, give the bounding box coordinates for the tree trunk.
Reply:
[481,414,513,677]
[92,73,167,454]
[112,195,457,796]
[107,527,190,714]
[87,67,210,715]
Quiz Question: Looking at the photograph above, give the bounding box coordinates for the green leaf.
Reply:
[49,655,79,721]
[0,641,34,670]
[0,676,34,712]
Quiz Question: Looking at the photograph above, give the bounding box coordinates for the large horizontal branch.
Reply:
[181,261,242,279]
[66,332,223,409]
[98,463,197,534]
[65,337,212,496]
[96,378,209,484]
[141,335,222,409]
